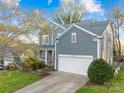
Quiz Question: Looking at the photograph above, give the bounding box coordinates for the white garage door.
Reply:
[58,55,93,75]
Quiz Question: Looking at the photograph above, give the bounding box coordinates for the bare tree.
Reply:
[54,1,86,24]
[109,7,124,56]
[0,4,46,57]
[0,4,29,57]
[0,1,56,60]
[20,10,53,47]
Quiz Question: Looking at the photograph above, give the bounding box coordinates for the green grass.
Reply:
[0,71,39,93]
[76,71,124,93]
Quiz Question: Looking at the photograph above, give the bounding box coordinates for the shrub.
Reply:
[21,58,33,72]
[7,63,18,71]
[31,58,45,70]
[88,59,113,85]
[22,58,45,72]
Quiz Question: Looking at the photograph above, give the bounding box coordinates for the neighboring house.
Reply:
[4,49,15,67]
[3,48,21,67]
[39,20,113,75]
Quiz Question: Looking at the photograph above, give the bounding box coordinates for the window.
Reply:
[42,35,49,45]
[71,32,77,43]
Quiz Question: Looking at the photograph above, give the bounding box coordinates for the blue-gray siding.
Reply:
[56,26,97,68]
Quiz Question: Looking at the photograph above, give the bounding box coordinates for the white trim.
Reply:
[54,41,57,70]
[59,54,94,59]
[71,32,77,43]
[97,39,101,59]
[93,36,102,59]
[57,24,74,39]
[57,33,61,37]
[93,36,103,41]
[39,49,54,51]
[52,50,54,65]
[49,20,66,30]
[45,50,48,65]
[56,24,99,40]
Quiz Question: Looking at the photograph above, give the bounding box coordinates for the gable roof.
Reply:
[49,20,110,40]
[76,20,110,36]
[56,24,99,40]
[61,20,110,35]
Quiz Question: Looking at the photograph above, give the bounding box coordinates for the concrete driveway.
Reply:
[14,72,88,93]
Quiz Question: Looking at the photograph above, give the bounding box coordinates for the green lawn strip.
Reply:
[75,88,100,93]
[0,71,39,93]
[76,71,124,93]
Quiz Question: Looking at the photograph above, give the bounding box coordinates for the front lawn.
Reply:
[76,71,124,93]
[0,71,39,93]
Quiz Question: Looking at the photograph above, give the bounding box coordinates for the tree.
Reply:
[109,7,124,56]
[0,4,46,57]
[0,2,54,60]
[0,4,29,57]
[20,10,53,43]
[54,1,86,24]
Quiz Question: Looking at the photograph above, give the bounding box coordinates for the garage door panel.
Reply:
[58,55,93,75]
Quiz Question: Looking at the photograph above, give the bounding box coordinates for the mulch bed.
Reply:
[39,72,50,78]
[84,81,98,87]
[33,65,54,78]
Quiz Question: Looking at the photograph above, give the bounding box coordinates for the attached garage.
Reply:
[58,55,93,76]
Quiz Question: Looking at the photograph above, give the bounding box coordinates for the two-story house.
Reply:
[39,20,113,76]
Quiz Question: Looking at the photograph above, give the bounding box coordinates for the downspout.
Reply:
[93,36,102,59]
[54,40,57,70]
[54,39,59,70]
[97,38,102,59]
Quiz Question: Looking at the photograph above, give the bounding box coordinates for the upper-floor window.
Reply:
[42,35,49,45]
[71,32,77,43]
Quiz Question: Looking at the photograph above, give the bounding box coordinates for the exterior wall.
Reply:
[101,24,113,63]
[56,26,97,69]
[101,29,107,61]
[38,26,64,62]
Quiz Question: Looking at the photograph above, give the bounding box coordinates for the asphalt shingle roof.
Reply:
[61,20,110,36]
[76,20,109,35]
